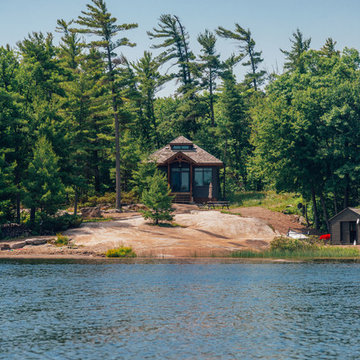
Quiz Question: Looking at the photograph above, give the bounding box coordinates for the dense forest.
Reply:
[1,0,360,231]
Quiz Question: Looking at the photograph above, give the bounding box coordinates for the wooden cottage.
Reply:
[329,207,360,244]
[150,136,223,203]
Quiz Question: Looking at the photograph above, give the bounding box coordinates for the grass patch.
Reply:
[229,191,302,215]
[147,222,186,228]
[220,210,242,216]
[105,246,137,258]
[231,246,360,259]
[54,233,70,247]
[83,217,113,223]
[231,236,360,259]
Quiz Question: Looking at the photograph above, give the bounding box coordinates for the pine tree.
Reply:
[57,19,113,211]
[74,0,138,210]
[0,154,16,224]
[0,47,27,223]
[131,160,157,199]
[320,38,339,57]
[141,171,174,225]
[216,24,265,90]
[132,51,166,149]
[23,137,65,223]
[197,30,221,126]
[147,14,195,93]
[217,58,250,193]
[280,29,311,73]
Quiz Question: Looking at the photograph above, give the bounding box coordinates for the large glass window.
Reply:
[194,168,212,186]
[171,164,190,192]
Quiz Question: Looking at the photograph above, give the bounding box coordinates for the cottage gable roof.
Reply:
[329,207,360,222]
[150,136,223,166]
[169,136,193,145]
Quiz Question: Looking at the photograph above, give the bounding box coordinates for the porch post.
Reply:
[190,164,193,202]
[167,163,170,187]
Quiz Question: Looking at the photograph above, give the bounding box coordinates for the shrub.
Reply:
[105,246,137,258]
[23,212,82,235]
[54,233,70,246]
[270,236,313,251]
[141,170,174,225]
[81,191,138,207]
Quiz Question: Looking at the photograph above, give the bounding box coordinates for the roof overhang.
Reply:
[159,151,196,165]
[329,207,360,223]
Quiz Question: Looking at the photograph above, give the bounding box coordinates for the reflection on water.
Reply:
[1,262,360,359]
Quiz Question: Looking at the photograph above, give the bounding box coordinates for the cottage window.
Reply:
[171,145,193,150]
[194,168,212,186]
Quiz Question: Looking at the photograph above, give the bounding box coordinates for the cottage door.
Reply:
[170,163,190,192]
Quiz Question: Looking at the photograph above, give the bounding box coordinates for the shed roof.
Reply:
[329,207,360,222]
[150,136,223,166]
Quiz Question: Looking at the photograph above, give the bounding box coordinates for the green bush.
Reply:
[23,212,82,235]
[54,233,70,246]
[105,246,137,258]
[270,236,313,251]
[81,191,138,207]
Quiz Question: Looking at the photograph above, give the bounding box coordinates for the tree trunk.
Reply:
[15,160,21,223]
[311,188,319,229]
[209,69,215,126]
[174,16,192,85]
[222,140,227,200]
[74,188,78,216]
[106,46,122,211]
[333,193,338,215]
[343,174,349,209]
[305,204,310,227]
[114,112,122,211]
[16,192,21,224]
[320,193,330,232]
[94,150,100,193]
[248,48,258,91]
[30,207,35,226]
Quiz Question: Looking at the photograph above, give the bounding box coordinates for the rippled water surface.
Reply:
[1,261,360,359]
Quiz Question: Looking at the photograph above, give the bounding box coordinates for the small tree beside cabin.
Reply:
[141,171,174,225]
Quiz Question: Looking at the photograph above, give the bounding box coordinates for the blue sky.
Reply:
[1,0,359,95]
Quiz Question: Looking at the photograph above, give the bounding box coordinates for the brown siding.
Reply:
[330,208,360,244]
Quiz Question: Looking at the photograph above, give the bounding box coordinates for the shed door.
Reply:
[349,221,357,243]
[341,221,358,244]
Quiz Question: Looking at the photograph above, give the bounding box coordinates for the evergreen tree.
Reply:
[147,14,195,93]
[23,137,65,223]
[216,24,265,90]
[141,171,174,225]
[197,30,221,126]
[0,47,27,223]
[0,154,16,224]
[131,160,157,199]
[280,28,311,73]
[132,51,166,149]
[320,38,339,57]
[216,57,250,194]
[74,0,138,210]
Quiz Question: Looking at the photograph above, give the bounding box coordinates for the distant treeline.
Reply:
[1,0,359,231]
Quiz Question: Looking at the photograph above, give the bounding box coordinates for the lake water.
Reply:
[1,261,360,359]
